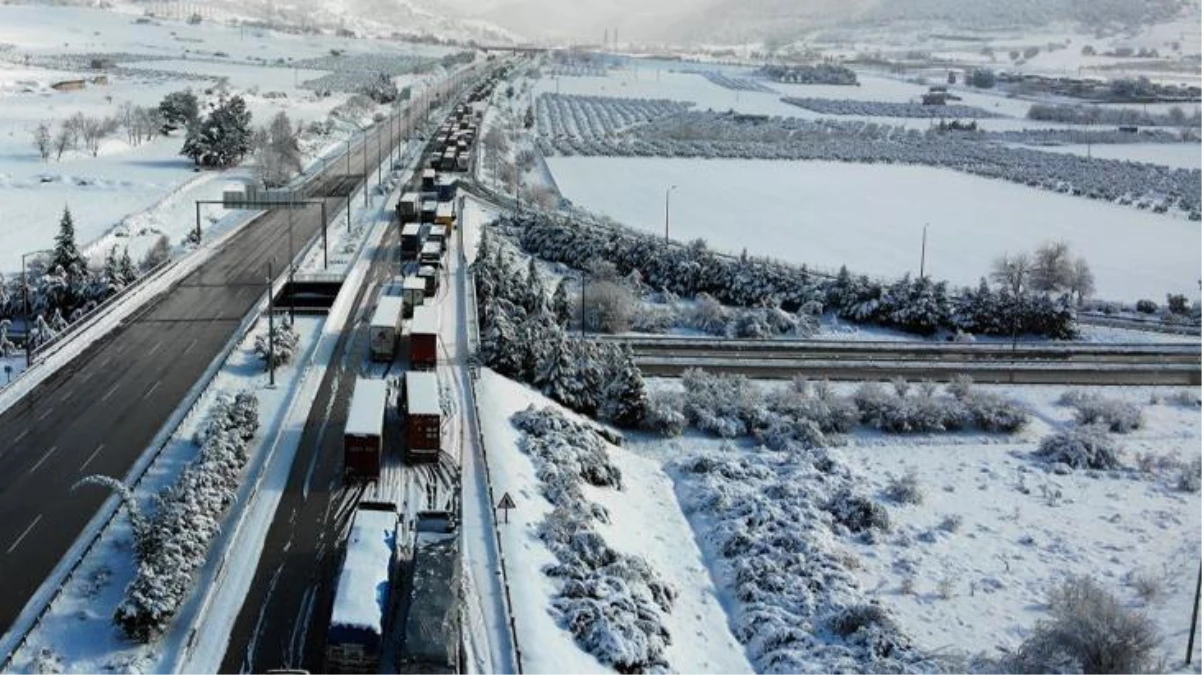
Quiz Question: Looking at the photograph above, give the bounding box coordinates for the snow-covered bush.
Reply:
[825,489,892,534]
[1034,425,1122,470]
[884,471,924,505]
[114,391,259,640]
[1070,396,1144,433]
[1177,457,1201,493]
[673,452,932,672]
[513,407,675,672]
[253,321,300,368]
[1008,575,1159,674]
[1073,398,1143,433]
[854,379,1028,434]
[642,391,687,437]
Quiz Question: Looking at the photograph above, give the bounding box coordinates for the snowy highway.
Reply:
[0,83,438,641]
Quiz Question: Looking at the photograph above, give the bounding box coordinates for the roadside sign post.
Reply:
[497,492,516,524]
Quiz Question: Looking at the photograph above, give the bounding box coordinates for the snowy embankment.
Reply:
[474,369,751,674]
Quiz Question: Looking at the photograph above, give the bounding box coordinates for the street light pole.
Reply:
[266,259,275,388]
[920,223,928,278]
[664,184,677,244]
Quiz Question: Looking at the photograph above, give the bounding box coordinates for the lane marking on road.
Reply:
[28,446,57,474]
[79,370,93,383]
[143,380,161,401]
[6,515,42,554]
[37,407,54,422]
[183,338,198,355]
[99,357,112,369]
[147,340,163,356]
[101,382,120,402]
[79,443,105,472]
[13,429,29,444]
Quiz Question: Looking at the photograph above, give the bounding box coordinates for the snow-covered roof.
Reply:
[401,223,422,237]
[400,192,419,204]
[330,506,397,633]
[403,276,426,291]
[421,241,441,255]
[422,168,436,178]
[436,202,454,217]
[403,532,458,666]
[428,225,447,239]
[345,378,388,438]
[406,371,441,416]
[370,297,404,329]
[410,305,439,336]
[421,200,438,211]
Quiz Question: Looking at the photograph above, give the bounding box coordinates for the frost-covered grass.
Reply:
[545,156,1201,301]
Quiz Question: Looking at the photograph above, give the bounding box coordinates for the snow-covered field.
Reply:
[0,4,451,275]
[622,379,1202,670]
[831,385,1202,666]
[474,369,753,674]
[546,156,1202,302]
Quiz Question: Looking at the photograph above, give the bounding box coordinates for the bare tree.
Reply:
[80,116,107,156]
[1030,241,1074,292]
[118,101,139,145]
[52,123,74,161]
[990,251,1031,296]
[1067,257,1095,305]
[32,122,52,162]
[253,112,303,188]
[63,112,87,152]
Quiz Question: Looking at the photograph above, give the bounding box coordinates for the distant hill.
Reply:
[112,0,521,44]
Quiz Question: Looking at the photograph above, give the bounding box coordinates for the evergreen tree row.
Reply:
[0,207,144,349]
[510,212,1078,339]
[472,229,649,428]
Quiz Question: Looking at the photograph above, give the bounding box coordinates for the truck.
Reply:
[420,199,438,224]
[401,275,426,317]
[369,296,404,362]
[399,511,460,674]
[420,168,436,191]
[325,501,400,674]
[344,378,388,480]
[402,371,441,463]
[397,193,419,223]
[400,222,424,260]
[417,265,439,297]
[418,241,443,269]
[409,305,439,370]
[434,201,455,228]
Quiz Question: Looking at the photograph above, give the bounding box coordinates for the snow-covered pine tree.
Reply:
[551,279,572,327]
[480,301,523,378]
[53,206,86,280]
[27,314,55,349]
[0,319,15,358]
[600,343,649,427]
[118,247,138,285]
[523,258,547,315]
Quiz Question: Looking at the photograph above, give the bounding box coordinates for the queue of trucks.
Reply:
[325,62,512,675]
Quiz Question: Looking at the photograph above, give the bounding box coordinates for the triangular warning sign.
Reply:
[497,492,516,510]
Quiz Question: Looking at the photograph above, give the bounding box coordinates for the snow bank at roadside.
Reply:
[475,368,751,674]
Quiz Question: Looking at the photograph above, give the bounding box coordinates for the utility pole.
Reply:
[1188,562,1201,666]
[579,274,586,337]
[266,259,275,388]
[919,223,928,278]
[664,184,677,244]
[345,135,352,231]
[287,205,295,325]
[362,127,369,208]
